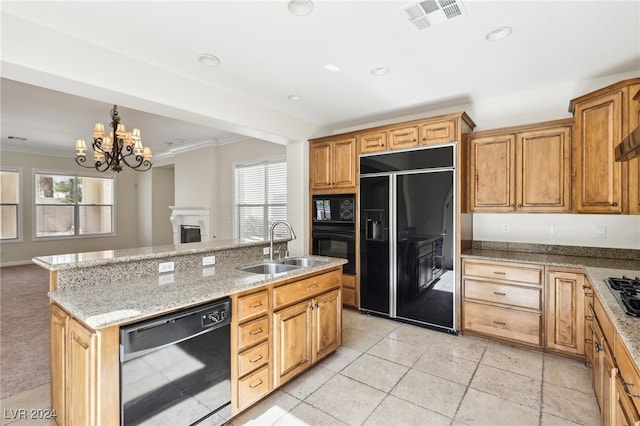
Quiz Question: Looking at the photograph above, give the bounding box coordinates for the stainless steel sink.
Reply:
[237,262,300,275]
[281,257,326,267]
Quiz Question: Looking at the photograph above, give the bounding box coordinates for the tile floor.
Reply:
[0,308,600,426]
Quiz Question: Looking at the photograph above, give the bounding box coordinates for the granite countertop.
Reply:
[33,238,278,271]
[462,248,640,368]
[49,256,346,330]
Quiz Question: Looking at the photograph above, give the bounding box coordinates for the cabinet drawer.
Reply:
[463,260,542,284]
[237,290,269,322]
[238,316,269,351]
[238,340,269,377]
[273,271,341,309]
[420,119,455,145]
[237,365,270,409]
[615,338,640,415]
[359,131,387,153]
[463,302,541,346]
[389,126,419,149]
[594,294,616,347]
[464,279,541,309]
[342,274,356,290]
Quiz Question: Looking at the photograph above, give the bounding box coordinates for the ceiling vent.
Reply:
[402,0,467,30]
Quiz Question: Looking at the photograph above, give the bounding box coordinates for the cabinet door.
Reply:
[592,321,605,414]
[273,300,313,387]
[67,319,97,426]
[50,305,68,426]
[615,376,640,426]
[332,137,357,188]
[469,134,516,211]
[628,85,640,215]
[419,119,455,145]
[310,142,333,190]
[546,271,585,356]
[359,131,387,153]
[517,126,571,212]
[602,341,616,426]
[313,289,341,362]
[573,90,624,213]
[389,126,419,150]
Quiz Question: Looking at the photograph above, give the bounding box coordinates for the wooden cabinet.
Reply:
[232,289,271,412]
[615,336,640,416]
[569,78,640,213]
[583,279,595,367]
[615,375,640,426]
[389,125,419,150]
[309,137,357,192]
[628,87,640,215]
[359,130,387,153]
[273,272,341,388]
[49,304,118,426]
[420,119,456,145]
[341,274,357,308]
[545,269,585,358]
[591,312,616,426]
[462,259,543,347]
[468,120,572,212]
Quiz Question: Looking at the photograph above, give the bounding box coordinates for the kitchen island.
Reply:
[35,239,347,425]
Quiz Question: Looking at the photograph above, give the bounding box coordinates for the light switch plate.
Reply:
[158,273,175,285]
[202,256,216,266]
[263,247,270,255]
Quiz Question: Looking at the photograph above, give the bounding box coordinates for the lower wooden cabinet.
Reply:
[342,274,357,308]
[545,269,585,357]
[273,288,341,388]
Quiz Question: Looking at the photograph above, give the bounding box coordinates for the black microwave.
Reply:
[312,194,355,223]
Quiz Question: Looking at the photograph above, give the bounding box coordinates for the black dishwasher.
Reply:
[120,298,231,426]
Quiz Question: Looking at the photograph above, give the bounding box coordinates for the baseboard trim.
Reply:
[0,260,35,268]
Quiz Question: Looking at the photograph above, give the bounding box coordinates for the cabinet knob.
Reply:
[517,204,522,208]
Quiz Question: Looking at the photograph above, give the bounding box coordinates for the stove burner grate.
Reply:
[607,276,640,317]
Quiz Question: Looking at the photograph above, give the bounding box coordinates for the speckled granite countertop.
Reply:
[462,248,640,368]
[48,256,346,330]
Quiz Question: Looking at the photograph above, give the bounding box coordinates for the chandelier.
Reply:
[75,105,152,172]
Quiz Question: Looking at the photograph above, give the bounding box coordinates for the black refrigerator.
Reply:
[359,144,456,332]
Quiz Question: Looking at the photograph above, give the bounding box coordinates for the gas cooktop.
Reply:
[606,276,640,317]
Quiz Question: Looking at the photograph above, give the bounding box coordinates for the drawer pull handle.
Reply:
[308,284,318,290]
[249,302,263,308]
[582,285,591,289]
[493,292,506,296]
[249,379,264,389]
[71,333,90,350]
[249,328,263,336]
[493,271,506,275]
[584,292,593,297]
[493,321,506,325]
[249,354,264,363]
[623,381,640,399]
[585,339,593,344]
[585,316,594,321]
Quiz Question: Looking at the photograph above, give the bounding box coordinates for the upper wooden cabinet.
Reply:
[358,130,387,153]
[628,87,640,215]
[309,137,357,192]
[468,119,572,213]
[569,78,640,214]
[389,125,419,150]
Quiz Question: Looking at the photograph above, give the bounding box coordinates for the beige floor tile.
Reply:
[480,343,543,379]
[229,390,300,426]
[470,364,541,409]
[340,353,408,392]
[0,384,51,426]
[386,323,449,348]
[425,336,487,363]
[342,311,400,337]
[305,374,386,426]
[544,354,592,393]
[366,337,427,367]
[275,402,347,426]
[542,382,600,426]
[456,388,540,426]
[342,327,384,352]
[363,394,451,426]
[541,412,585,425]
[281,366,336,400]
[390,369,466,418]
[412,350,478,385]
[317,346,362,373]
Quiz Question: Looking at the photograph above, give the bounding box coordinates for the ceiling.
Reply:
[1,0,639,160]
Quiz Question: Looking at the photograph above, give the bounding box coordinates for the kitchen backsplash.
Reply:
[472,240,640,261]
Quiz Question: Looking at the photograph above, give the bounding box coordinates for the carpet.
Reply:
[0,264,50,399]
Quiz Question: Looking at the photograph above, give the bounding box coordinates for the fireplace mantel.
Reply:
[169,206,211,244]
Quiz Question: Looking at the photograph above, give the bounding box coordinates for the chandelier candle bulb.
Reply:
[143,146,152,160]
[75,138,87,156]
[93,123,105,138]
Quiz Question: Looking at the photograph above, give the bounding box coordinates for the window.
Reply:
[35,172,114,238]
[235,160,287,240]
[0,169,20,240]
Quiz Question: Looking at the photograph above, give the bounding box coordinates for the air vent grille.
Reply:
[402,0,467,31]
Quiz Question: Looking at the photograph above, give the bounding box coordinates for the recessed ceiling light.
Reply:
[485,26,513,41]
[198,54,220,67]
[288,0,313,16]
[371,67,390,77]
[324,64,341,73]
[288,95,303,101]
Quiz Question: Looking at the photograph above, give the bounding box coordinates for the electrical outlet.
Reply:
[595,225,607,239]
[263,247,270,255]
[202,267,215,277]
[158,261,174,273]
[158,273,174,285]
[502,223,511,233]
[202,256,216,266]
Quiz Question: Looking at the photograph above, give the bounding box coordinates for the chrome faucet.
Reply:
[269,221,296,261]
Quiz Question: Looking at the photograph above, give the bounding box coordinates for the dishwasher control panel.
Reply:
[202,307,228,327]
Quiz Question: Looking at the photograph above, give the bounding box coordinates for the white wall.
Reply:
[285,141,308,256]
[151,166,174,246]
[0,151,140,265]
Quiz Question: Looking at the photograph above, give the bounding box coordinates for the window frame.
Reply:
[234,157,287,241]
[33,170,116,241]
[0,167,23,243]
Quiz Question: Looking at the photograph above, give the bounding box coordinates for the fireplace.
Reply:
[181,225,201,243]
[169,206,211,244]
